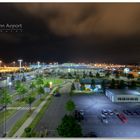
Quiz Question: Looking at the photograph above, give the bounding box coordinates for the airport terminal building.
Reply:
[106,89,140,102]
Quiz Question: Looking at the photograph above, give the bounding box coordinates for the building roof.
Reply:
[107,89,140,96]
[80,78,103,84]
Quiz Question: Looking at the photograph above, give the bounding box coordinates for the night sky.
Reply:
[0,3,140,64]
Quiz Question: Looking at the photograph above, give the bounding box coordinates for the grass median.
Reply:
[7,111,32,137]
[0,109,17,125]
[22,95,53,137]
[7,93,49,137]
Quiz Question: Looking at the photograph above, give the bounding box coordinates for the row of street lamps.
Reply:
[0,60,23,68]
[0,60,42,69]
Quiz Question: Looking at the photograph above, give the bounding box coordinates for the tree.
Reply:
[74,71,77,77]
[105,72,110,78]
[25,96,35,112]
[101,80,106,93]
[0,88,12,107]
[36,77,44,87]
[80,83,85,91]
[75,78,79,82]
[83,71,86,78]
[11,74,15,81]
[115,73,120,79]
[89,71,93,78]
[0,88,12,136]
[127,74,134,79]
[110,79,116,89]
[96,72,100,78]
[91,79,95,89]
[22,75,26,82]
[44,82,50,88]
[65,100,75,114]
[57,115,82,137]
[16,83,27,101]
[119,80,125,89]
[71,83,75,91]
[129,81,137,89]
[37,86,45,99]
[68,73,72,79]
[30,81,36,92]
[14,80,22,90]
[24,127,32,137]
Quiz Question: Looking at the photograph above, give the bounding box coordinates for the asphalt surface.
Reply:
[72,93,140,138]
[35,82,72,137]
[0,94,41,137]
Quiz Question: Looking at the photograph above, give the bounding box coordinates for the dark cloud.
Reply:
[0,3,140,64]
[15,3,140,37]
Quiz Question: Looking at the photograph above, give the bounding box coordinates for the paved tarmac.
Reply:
[72,93,140,138]
[0,94,40,137]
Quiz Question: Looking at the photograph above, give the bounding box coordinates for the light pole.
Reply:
[18,59,23,80]
[49,81,53,91]
[12,61,15,67]
[18,59,22,72]
[37,61,40,69]
[3,94,6,137]
[0,60,2,67]
[3,87,7,137]
[37,61,40,76]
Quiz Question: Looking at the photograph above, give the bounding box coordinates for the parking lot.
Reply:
[72,93,140,137]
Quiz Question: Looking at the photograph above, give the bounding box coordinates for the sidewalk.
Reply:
[13,87,57,137]
[7,107,36,110]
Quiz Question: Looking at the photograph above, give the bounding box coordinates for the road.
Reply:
[0,94,41,137]
[0,79,67,137]
[35,82,72,137]
[13,87,58,137]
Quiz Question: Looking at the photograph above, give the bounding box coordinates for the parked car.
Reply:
[79,110,84,116]
[74,110,84,121]
[123,110,129,115]
[123,110,133,116]
[108,109,114,115]
[113,109,119,115]
[117,113,128,123]
[100,114,108,124]
[101,116,108,124]
[53,92,61,97]
[102,109,108,116]
[133,111,140,115]
[101,114,106,118]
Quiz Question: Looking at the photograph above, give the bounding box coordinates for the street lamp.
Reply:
[12,61,15,67]
[18,59,23,80]
[3,90,6,137]
[49,81,53,89]
[0,60,2,67]
[37,61,40,69]
[37,61,40,76]
[8,82,12,89]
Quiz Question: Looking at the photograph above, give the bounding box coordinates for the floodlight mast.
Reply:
[18,59,23,73]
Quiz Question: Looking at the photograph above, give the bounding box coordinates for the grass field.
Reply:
[44,78,64,85]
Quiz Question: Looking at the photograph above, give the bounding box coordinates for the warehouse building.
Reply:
[106,89,140,102]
